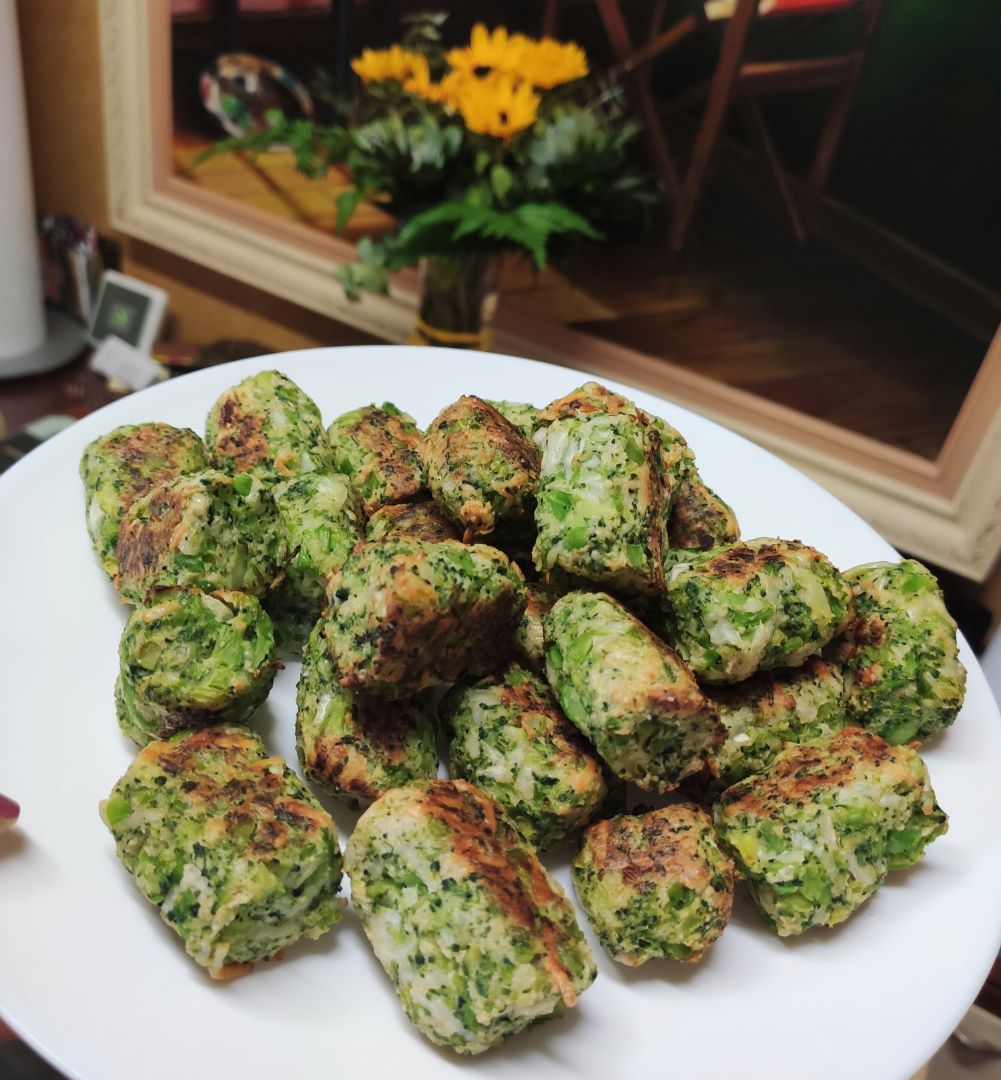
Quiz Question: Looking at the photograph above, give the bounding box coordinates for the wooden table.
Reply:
[0,349,121,439]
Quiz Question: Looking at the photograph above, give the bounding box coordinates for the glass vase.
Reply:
[410,254,499,351]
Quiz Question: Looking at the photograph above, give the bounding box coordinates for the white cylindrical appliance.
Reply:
[0,0,85,378]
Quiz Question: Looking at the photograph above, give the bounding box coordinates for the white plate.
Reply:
[2,345,999,1080]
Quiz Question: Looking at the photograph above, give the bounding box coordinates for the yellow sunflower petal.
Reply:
[445,24,529,78]
[519,37,589,89]
[457,71,539,140]
[351,46,428,85]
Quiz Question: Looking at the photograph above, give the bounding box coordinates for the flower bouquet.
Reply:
[206,19,656,349]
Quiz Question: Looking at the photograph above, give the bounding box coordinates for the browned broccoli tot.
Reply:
[573,805,734,964]
[544,591,723,792]
[80,423,208,579]
[714,727,947,937]
[205,370,332,482]
[663,538,853,683]
[296,624,438,803]
[443,664,607,849]
[836,560,966,744]
[101,726,342,978]
[327,402,424,514]
[345,780,596,1054]
[322,539,525,697]
[421,395,540,542]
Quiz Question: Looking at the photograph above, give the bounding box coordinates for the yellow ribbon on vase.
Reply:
[408,316,492,351]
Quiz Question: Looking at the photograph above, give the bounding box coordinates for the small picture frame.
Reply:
[88,270,168,356]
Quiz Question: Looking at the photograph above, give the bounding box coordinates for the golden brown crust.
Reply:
[584,805,726,893]
[366,500,458,543]
[115,484,188,584]
[305,699,415,802]
[538,382,633,424]
[668,479,739,551]
[420,780,578,1006]
[213,398,270,473]
[144,729,333,855]
[343,408,424,513]
[696,539,835,593]
[723,726,908,818]
[111,427,196,507]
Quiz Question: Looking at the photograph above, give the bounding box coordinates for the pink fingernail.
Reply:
[0,794,20,824]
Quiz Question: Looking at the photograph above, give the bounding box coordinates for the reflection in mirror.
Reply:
[169,0,392,243]
[116,0,1001,578]
[162,1,998,464]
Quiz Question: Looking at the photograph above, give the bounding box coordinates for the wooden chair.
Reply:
[544,0,884,249]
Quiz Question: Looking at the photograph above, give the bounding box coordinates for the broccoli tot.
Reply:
[535,412,668,596]
[699,657,848,795]
[714,727,947,937]
[115,588,277,747]
[265,472,363,654]
[573,805,734,964]
[836,560,966,744]
[101,726,343,978]
[205,370,332,482]
[421,395,540,542]
[365,499,458,544]
[544,592,723,792]
[345,779,596,1054]
[327,402,424,514]
[443,664,607,849]
[663,538,853,683]
[296,624,438,803]
[115,469,287,605]
[322,539,525,697]
[80,423,208,578]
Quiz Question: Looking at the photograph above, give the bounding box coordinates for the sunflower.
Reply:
[351,46,428,85]
[457,72,539,140]
[445,24,528,79]
[403,65,450,104]
[519,37,589,89]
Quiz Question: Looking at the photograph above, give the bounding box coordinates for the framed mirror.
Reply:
[99,0,1001,580]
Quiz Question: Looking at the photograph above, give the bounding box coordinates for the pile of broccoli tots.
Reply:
[82,369,965,1055]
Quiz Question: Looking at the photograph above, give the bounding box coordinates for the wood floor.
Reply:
[173,132,986,461]
[501,184,987,461]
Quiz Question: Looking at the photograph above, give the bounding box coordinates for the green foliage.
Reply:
[347,115,470,218]
[335,237,389,301]
[385,201,601,269]
[401,11,448,53]
[195,48,656,299]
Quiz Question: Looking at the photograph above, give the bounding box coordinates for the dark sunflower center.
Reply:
[499,110,509,124]
[474,65,491,78]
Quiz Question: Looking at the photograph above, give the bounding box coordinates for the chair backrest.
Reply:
[704,0,856,20]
